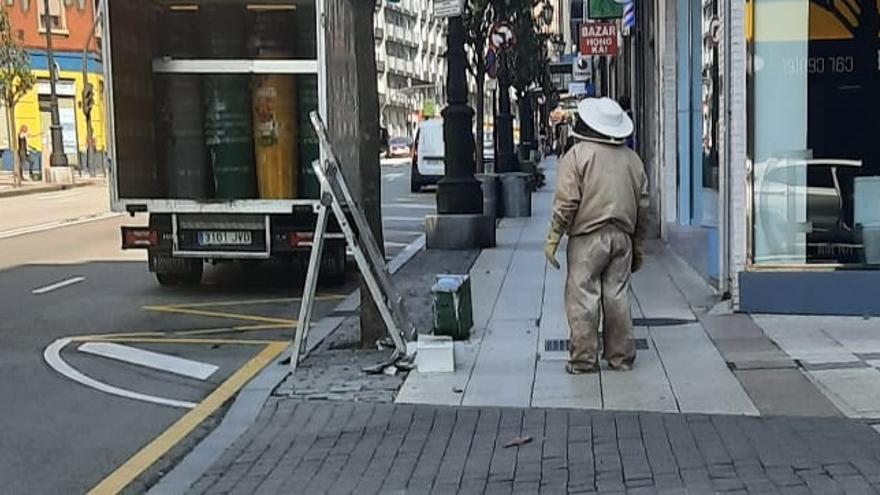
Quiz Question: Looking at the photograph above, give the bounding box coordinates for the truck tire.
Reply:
[155,260,203,286]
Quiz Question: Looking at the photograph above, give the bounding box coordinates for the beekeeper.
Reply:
[544,97,649,374]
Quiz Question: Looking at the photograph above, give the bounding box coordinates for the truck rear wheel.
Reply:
[320,242,347,286]
[155,259,203,286]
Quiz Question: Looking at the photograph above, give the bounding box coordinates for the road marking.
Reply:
[384,241,410,247]
[44,338,198,409]
[74,336,278,346]
[31,276,85,295]
[143,305,295,325]
[0,212,120,240]
[158,294,344,309]
[383,202,435,210]
[87,341,287,495]
[383,216,424,222]
[78,342,219,380]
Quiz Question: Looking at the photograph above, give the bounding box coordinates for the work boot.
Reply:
[608,361,633,371]
[566,362,598,374]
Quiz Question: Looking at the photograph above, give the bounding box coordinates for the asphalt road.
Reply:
[0,164,433,494]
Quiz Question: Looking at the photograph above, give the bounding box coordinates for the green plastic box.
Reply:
[432,274,473,341]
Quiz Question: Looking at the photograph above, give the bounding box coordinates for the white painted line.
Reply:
[383,203,435,210]
[0,212,120,240]
[384,241,410,247]
[384,172,405,181]
[31,276,86,295]
[383,216,424,223]
[78,342,219,380]
[44,338,196,409]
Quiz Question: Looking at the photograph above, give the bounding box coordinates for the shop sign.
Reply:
[434,0,464,18]
[572,54,592,81]
[580,22,618,56]
[587,0,623,19]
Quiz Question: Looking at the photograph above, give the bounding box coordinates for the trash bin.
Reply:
[432,274,473,341]
[501,172,531,217]
[476,173,500,221]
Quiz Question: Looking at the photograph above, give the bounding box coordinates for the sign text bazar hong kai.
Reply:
[580,22,618,56]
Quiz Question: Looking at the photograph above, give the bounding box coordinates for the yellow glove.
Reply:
[545,228,562,269]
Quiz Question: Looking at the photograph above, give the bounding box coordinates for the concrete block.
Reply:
[426,214,496,249]
[416,335,455,373]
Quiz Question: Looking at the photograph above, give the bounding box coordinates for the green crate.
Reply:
[432,274,473,341]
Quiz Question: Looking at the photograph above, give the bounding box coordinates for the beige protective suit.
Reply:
[549,137,649,372]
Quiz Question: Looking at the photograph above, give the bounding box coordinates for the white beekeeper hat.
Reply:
[576,97,634,139]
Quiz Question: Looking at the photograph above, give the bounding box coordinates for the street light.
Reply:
[42,0,68,168]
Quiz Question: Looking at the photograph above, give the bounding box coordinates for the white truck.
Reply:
[102,0,346,285]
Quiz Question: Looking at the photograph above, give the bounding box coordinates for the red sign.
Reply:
[580,22,618,56]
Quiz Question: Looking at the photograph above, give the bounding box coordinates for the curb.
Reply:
[147,233,427,494]
[0,180,101,199]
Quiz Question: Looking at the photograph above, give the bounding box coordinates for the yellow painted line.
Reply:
[143,305,295,325]
[76,337,282,346]
[160,294,346,309]
[173,323,292,337]
[87,341,287,495]
[72,331,167,341]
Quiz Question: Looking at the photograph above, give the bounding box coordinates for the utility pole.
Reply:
[43,0,68,168]
[437,15,481,214]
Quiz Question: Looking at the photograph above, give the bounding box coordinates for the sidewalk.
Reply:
[164,156,880,494]
[395,158,815,417]
[0,170,104,198]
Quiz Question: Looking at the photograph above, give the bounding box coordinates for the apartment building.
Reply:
[374,0,448,140]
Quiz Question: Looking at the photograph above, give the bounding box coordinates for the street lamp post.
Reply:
[42,0,68,168]
[436,15,482,214]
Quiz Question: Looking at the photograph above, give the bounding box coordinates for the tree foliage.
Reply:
[0,7,37,185]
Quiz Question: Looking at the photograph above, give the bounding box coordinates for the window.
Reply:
[749,0,880,266]
[38,0,67,32]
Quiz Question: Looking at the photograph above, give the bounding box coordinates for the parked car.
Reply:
[388,136,413,158]
[411,119,444,193]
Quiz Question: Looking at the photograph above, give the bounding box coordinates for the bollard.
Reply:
[501,172,531,217]
[476,173,501,221]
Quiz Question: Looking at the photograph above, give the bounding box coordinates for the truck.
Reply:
[101,0,346,286]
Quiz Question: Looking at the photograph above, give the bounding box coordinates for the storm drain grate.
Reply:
[544,338,649,352]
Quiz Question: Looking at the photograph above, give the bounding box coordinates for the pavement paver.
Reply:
[184,400,880,495]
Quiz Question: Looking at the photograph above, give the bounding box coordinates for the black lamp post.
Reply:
[437,15,482,214]
[495,52,516,173]
[42,0,68,168]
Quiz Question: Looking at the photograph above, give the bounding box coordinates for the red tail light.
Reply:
[288,232,314,247]
[122,227,158,248]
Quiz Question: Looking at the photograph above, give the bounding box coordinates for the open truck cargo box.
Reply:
[103,0,324,214]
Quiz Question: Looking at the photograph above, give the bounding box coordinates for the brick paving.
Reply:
[186,399,880,495]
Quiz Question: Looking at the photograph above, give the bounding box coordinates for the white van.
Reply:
[411,118,445,193]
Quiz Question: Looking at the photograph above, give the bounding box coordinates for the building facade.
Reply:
[2,0,105,173]
[649,0,880,315]
[374,0,448,139]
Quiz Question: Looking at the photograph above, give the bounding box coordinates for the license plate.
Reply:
[198,231,252,246]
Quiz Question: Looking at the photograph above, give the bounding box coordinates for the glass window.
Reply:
[750,0,880,266]
[38,0,67,32]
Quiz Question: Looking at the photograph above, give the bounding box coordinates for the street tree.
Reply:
[0,7,37,187]
[509,3,550,157]
[463,0,493,170]
[324,0,385,347]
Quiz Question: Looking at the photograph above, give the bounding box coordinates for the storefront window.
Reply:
[750,0,880,265]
